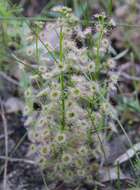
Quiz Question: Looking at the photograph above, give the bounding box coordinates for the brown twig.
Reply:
[109,71,140,81]
[0,131,14,140]
[0,155,36,165]
[0,98,8,190]
[0,71,19,86]
[119,72,140,81]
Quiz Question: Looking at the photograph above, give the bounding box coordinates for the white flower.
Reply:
[37,116,46,126]
[39,145,50,156]
[26,47,33,56]
[101,38,110,49]
[24,88,32,97]
[107,58,116,69]
[110,73,119,84]
[28,144,37,155]
[23,105,31,115]
[36,156,47,168]
[38,65,47,73]
[78,146,88,155]
[75,158,84,168]
[86,61,96,72]
[77,169,86,177]
[42,72,53,80]
[55,133,66,144]
[50,89,61,100]
[62,153,72,164]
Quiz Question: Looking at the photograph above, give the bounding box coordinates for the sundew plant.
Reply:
[20,7,118,185]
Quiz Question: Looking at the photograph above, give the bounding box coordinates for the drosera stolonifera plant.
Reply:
[22,7,118,186]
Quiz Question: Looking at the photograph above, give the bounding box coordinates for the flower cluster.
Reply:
[22,8,117,185]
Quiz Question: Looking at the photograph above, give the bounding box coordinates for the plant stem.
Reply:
[108,0,113,16]
[60,27,65,130]
[95,20,104,79]
[35,25,39,63]
[116,162,121,190]
[1,22,7,47]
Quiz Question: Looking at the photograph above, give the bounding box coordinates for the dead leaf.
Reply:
[114,49,129,60]
[114,143,140,165]
[99,166,129,182]
[5,97,24,113]
[106,135,129,164]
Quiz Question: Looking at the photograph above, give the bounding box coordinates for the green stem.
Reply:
[1,22,7,47]
[108,0,113,16]
[95,22,104,79]
[35,25,39,63]
[60,27,65,130]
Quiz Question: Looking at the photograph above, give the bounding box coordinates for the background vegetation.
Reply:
[0,0,140,190]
